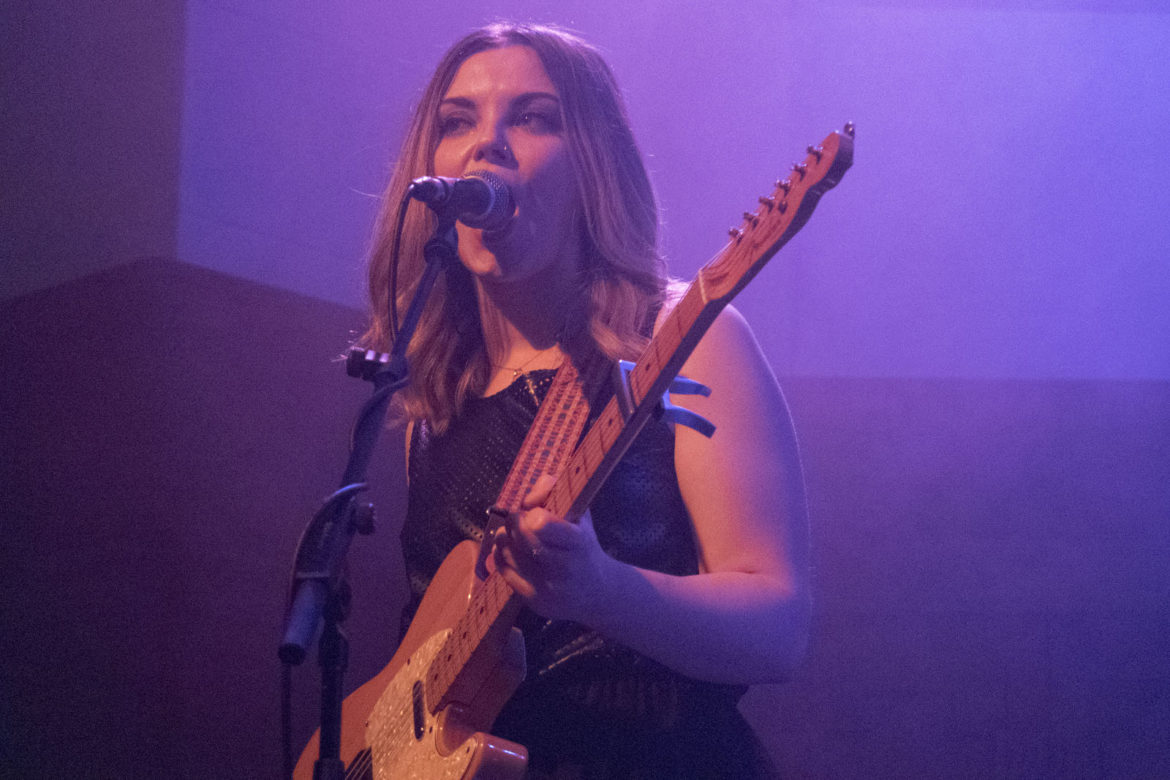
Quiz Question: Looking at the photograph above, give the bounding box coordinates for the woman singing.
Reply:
[327,22,809,779]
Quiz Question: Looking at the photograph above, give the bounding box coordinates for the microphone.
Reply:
[408,170,514,231]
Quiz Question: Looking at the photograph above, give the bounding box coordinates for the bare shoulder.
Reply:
[655,298,806,583]
[654,299,784,421]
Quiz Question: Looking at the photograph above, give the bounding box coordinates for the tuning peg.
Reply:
[791,162,808,179]
[844,121,855,137]
[728,226,743,240]
[806,144,823,162]
[757,195,776,210]
[742,211,759,226]
[774,179,792,194]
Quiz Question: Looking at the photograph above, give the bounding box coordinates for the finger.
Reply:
[526,507,596,551]
[530,518,581,550]
[493,543,537,598]
[493,530,523,570]
[512,508,561,555]
[521,474,557,510]
[496,524,549,581]
[499,564,537,599]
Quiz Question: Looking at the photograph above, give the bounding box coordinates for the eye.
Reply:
[438,113,473,137]
[515,110,562,134]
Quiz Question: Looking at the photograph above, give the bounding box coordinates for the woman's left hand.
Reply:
[490,474,613,623]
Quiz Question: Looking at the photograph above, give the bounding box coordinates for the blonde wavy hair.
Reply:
[361,23,667,432]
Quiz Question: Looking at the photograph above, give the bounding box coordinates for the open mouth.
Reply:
[480,208,516,245]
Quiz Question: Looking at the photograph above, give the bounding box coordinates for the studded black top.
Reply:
[401,369,775,778]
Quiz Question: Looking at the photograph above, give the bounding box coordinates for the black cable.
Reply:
[388,190,414,341]
[281,660,293,779]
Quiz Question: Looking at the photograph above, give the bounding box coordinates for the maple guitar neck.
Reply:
[422,123,853,718]
[545,123,854,519]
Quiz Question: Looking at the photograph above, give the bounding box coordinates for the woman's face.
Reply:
[433,46,581,284]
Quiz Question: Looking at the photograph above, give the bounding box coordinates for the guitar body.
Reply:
[294,541,528,780]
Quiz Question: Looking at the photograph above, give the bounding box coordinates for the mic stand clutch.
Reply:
[279,215,461,779]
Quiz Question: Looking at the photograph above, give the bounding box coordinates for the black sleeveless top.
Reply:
[401,370,776,778]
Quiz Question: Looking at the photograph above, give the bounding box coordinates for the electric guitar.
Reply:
[294,124,854,780]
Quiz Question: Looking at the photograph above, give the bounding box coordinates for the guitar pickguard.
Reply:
[360,629,527,780]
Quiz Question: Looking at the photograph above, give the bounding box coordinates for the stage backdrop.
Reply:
[3,259,1167,777]
[3,1,1169,777]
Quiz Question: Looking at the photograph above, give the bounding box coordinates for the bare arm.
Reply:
[493,305,810,685]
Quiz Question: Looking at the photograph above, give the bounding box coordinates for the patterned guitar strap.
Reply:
[474,351,607,578]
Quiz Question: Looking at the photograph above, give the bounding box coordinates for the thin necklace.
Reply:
[492,345,562,404]
[493,345,560,380]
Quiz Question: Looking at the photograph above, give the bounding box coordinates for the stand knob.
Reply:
[352,503,375,535]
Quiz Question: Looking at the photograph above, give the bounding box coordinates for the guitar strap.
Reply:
[474,351,606,577]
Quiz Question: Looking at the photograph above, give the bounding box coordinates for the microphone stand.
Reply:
[279,213,460,780]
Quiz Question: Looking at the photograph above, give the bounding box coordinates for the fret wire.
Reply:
[579,440,600,487]
[587,427,605,466]
[637,336,662,403]
[630,355,646,402]
[598,410,619,449]
[567,456,583,496]
[684,294,699,333]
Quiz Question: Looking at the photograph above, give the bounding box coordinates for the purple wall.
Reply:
[1,0,184,298]
[0,261,407,777]
[3,262,1167,776]
[4,2,1170,778]
[176,1,1170,380]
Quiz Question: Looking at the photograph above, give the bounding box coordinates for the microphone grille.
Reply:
[462,170,514,231]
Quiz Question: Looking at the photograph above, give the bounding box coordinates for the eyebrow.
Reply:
[439,91,561,110]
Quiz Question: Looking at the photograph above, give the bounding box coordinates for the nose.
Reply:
[472,122,512,166]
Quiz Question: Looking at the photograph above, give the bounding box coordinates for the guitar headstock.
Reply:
[698,122,854,303]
